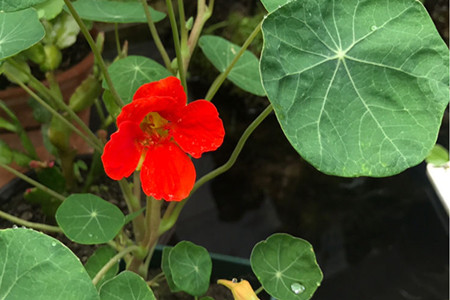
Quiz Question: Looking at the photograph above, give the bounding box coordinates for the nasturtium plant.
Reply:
[103,55,172,104]
[251,233,323,300]
[85,246,119,288]
[55,193,125,244]
[260,0,449,177]
[0,228,99,300]
[199,35,266,96]
[0,9,45,60]
[98,271,156,300]
[168,241,212,296]
[69,0,165,24]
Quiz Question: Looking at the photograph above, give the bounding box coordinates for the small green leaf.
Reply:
[169,241,212,296]
[161,247,181,292]
[2,59,31,84]
[260,0,449,177]
[260,0,293,13]
[102,56,172,104]
[99,271,156,300]
[0,117,17,132]
[199,35,265,96]
[251,233,322,300]
[34,0,65,20]
[56,193,125,244]
[85,246,119,288]
[426,144,449,166]
[0,0,47,12]
[70,0,165,23]
[0,140,13,164]
[0,9,45,60]
[24,187,61,217]
[53,12,80,49]
[102,89,121,119]
[69,74,102,112]
[0,228,99,300]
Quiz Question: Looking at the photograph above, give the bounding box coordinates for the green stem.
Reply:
[6,59,103,151]
[166,0,187,92]
[0,209,62,233]
[92,245,140,285]
[63,0,124,108]
[254,286,264,295]
[114,23,121,56]
[139,0,173,72]
[205,19,262,101]
[118,179,145,243]
[7,73,103,153]
[184,0,214,71]
[159,104,273,234]
[178,0,188,46]
[0,162,66,202]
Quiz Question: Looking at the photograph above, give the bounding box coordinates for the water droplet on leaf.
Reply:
[12,225,18,229]
[51,241,57,247]
[371,25,377,31]
[291,282,305,294]
[232,278,238,283]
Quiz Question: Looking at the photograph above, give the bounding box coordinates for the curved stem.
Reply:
[140,0,172,72]
[165,0,187,92]
[0,162,66,202]
[114,23,121,55]
[63,0,124,108]
[7,73,103,153]
[118,179,145,243]
[92,245,140,285]
[159,104,273,234]
[205,20,262,101]
[0,209,62,233]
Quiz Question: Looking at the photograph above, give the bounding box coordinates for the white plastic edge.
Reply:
[426,162,450,214]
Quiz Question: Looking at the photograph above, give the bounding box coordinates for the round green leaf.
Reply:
[0,0,46,12]
[0,9,45,60]
[161,247,181,292]
[56,193,125,244]
[102,56,172,104]
[34,0,65,20]
[250,233,323,300]
[260,0,449,177]
[85,246,119,288]
[169,241,212,296]
[99,271,156,300]
[69,0,165,23]
[199,35,265,96]
[0,228,99,300]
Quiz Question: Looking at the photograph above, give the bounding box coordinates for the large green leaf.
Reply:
[0,0,46,12]
[199,35,265,96]
[99,271,156,300]
[169,241,212,296]
[55,193,125,244]
[260,0,293,13]
[0,9,45,60]
[70,0,165,23]
[250,233,322,300]
[260,0,449,177]
[161,247,181,292]
[102,55,172,104]
[0,228,99,300]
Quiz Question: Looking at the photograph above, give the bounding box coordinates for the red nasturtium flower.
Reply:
[101,76,225,201]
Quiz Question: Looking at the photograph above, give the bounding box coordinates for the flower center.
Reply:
[140,112,169,139]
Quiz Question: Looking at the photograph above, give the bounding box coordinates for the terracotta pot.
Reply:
[0,53,95,130]
[0,53,95,186]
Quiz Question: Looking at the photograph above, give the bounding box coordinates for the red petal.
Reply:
[170,100,225,158]
[101,121,145,180]
[140,142,195,201]
[116,96,175,127]
[133,76,186,108]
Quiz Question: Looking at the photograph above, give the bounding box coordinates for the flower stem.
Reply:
[254,286,264,295]
[118,179,145,243]
[7,73,103,153]
[0,162,66,202]
[63,0,124,108]
[114,23,121,55]
[140,0,173,72]
[205,19,262,101]
[159,104,273,234]
[165,0,187,92]
[92,245,140,285]
[0,209,62,233]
